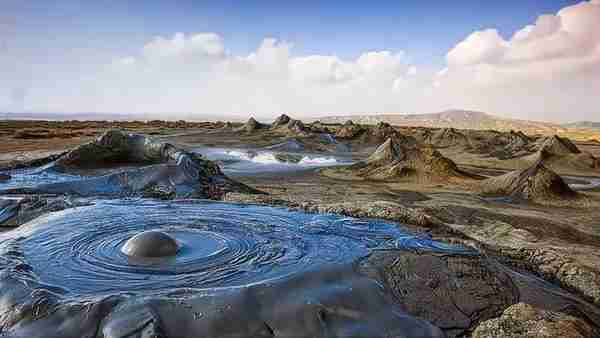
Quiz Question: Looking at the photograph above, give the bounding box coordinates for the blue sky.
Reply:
[5,0,581,64]
[1,0,599,121]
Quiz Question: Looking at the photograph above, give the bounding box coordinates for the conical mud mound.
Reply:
[270,114,292,129]
[525,135,599,173]
[537,135,580,156]
[54,129,180,170]
[326,138,477,182]
[269,115,309,136]
[426,128,468,148]
[481,160,577,203]
[239,117,265,133]
[335,120,363,139]
[366,137,406,165]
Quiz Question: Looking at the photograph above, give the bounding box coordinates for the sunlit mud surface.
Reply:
[4,199,469,298]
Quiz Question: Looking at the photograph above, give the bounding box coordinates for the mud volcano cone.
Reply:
[335,120,363,139]
[481,160,577,202]
[366,137,406,165]
[340,137,476,182]
[526,134,599,172]
[538,135,581,156]
[269,114,309,136]
[240,117,265,133]
[270,114,291,129]
[427,128,468,148]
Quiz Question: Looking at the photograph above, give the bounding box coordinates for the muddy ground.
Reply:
[2,120,600,336]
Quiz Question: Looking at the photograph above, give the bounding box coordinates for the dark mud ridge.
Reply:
[1,130,600,337]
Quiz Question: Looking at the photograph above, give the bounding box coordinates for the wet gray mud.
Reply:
[1,199,599,337]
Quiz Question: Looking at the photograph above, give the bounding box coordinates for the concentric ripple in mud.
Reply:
[3,199,470,297]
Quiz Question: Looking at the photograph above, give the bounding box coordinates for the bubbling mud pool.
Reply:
[1,199,470,298]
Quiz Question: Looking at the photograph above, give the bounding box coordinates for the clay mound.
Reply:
[270,114,292,129]
[537,135,580,156]
[456,129,534,159]
[239,117,266,133]
[356,122,417,147]
[525,135,599,173]
[3,130,261,199]
[335,120,364,139]
[338,138,476,182]
[481,160,577,202]
[426,128,468,148]
[54,129,180,170]
[270,116,310,136]
[487,130,534,159]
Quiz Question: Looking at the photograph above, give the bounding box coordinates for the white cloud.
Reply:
[446,1,600,69]
[141,32,225,61]
[447,29,507,66]
[434,0,600,121]
[289,55,353,84]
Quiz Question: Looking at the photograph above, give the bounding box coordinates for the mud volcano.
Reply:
[481,159,578,204]
[0,130,260,199]
[322,137,478,182]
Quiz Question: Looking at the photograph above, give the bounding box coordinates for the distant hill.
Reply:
[562,121,600,130]
[317,110,566,134]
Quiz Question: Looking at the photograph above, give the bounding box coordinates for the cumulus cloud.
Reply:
[445,1,600,73]
[435,0,600,120]
[96,32,418,116]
